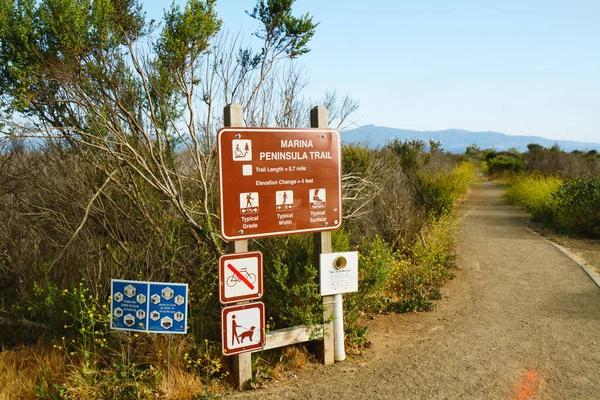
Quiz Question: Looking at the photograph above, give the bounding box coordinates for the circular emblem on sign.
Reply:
[334,256,347,270]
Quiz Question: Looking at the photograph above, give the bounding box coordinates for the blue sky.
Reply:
[144,1,599,142]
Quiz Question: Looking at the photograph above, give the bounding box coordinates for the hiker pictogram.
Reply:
[276,190,294,210]
[239,192,259,214]
[232,139,252,161]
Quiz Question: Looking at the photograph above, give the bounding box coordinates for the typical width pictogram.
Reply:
[219,252,263,304]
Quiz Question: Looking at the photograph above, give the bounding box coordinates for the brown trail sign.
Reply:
[218,127,342,241]
[220,105,342,389]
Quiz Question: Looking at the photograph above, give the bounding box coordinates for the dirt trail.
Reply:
[229,181,600,399]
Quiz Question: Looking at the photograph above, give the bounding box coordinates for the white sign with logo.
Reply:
[319,251,359,296]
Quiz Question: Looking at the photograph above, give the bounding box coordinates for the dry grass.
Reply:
[253,345,315,387]
[0,336,228,400]
[277,345,313,371]
[159,367,216,399]
[0,342,69,400]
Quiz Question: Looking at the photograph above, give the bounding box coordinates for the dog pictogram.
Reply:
[231,314,256,345]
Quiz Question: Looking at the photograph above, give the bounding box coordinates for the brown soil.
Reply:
[544,235,600,276]
[228,181,600,399]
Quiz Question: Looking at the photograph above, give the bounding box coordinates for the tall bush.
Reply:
[487,154,523,175]
[503,173,563,225]
[552,177,600,237]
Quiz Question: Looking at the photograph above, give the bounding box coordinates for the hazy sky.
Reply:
[145,1,599,143]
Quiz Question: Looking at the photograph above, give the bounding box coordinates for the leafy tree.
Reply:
[465,144,481,155]
[0,0,316,259]
[0,0,324,337]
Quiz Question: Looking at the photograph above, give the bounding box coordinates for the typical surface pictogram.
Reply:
[218,128,342,240]
[309,188,326,208]
[219,252,263,304]
[221,302,265,355]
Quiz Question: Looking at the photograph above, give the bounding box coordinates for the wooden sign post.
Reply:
[311,106,335,366]
[222,104,341,389]
[223,104,253,389]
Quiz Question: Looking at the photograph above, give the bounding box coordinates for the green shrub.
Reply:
[552,177,600,237]
[420,161,475,218]
[503,174,600,237]
[487,154,523,175]
[342,144,375,175]
[388,214,458,312]
[503,173,562,225]
[344,235,396,324]
[260,234,321,329]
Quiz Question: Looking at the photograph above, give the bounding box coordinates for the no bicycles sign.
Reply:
[219,252,263,304]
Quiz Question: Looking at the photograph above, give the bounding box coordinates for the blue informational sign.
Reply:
[148,283,188,334]
[111,280,149,332]
[110,279,188,334]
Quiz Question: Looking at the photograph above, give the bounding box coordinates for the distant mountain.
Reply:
[340,125,600,153]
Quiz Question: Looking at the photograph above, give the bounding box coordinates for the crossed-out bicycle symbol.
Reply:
[226,268,257,287]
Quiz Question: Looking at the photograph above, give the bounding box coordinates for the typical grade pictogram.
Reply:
[240,192,259,214]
